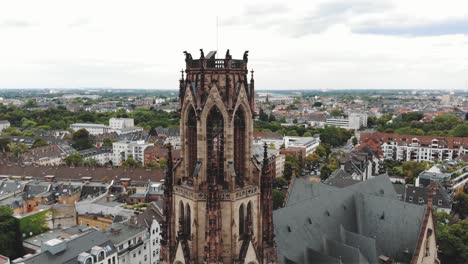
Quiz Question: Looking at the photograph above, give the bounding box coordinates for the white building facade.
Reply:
[113,140,153,166]
[70,123,109,135]
[0,120,11,132]
[325,113,368,130]
[284,135,321,156]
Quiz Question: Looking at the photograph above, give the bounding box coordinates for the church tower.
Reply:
[161,50,276,264]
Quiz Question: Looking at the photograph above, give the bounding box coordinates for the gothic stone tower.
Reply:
[160,50,276,264]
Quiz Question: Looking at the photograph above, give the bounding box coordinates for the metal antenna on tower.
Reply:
[216,16,219,58]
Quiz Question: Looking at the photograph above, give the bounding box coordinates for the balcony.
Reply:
[186,59,246,70]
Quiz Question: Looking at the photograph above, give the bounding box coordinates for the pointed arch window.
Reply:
[206,107,225,185]
[246,201,252,236]
[234,107,246,187]
[185,204,191,238]
[239,204,245,238]
[179,201,185,237]
[187,107,197,177]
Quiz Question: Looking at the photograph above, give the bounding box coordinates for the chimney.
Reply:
[120,178,131,187]
[44,175,55,182]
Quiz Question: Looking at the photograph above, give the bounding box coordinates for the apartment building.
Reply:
[70,123,109,135]
[113,140,154,166]
[360,132,468,162]
[325,112,368,130]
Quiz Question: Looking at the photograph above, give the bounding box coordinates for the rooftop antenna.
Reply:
[216,16,219,58]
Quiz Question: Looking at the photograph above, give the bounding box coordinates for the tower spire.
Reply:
[161,143,174,263]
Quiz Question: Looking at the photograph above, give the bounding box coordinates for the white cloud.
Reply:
[0,0,467,89]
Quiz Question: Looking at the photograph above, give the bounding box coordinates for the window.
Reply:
[144,255,147,261]
[239,203,245,237]
[185,204,191,237]
[206,107,225,185]
[409,196,413,202]
[186,107,197,177]
[419,197,424,203]
[438,200,442,206]
[179,201,185,235]
[234,107,246,187]
[133,253,136,258]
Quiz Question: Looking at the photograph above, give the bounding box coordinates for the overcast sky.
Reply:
[1,0,468,90]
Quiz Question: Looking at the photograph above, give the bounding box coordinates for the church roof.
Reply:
[274,175,426,263]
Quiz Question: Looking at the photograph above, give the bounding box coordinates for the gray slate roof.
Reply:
[14,229,115,264]
[274,175,426,264]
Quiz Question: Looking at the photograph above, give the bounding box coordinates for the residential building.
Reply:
[137,202,163,264]
[103,222,151,264]
[109,118,135,129]
[12,228,118,264]
[361,132,468,162]
[79,147,113,165]
[283,135,320,156]
[393,183,452,214]
[71,118,143,136]
[70,123,110,135]
[325,112,368,130]
[113,140,153,166]
[78,213,114,230]
[253,131,284,150]
[0,120,10,132]
[21,144,75,166]
[144,145,182,165]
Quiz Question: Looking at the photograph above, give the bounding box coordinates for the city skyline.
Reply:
[1,0,468,90]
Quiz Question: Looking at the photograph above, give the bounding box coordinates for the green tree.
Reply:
[453,192,468,219]
[283,162,293,181]
[64,152,83,166]
[2,127,22,136]
[7,142,28,160]
[435,212,468,263]
[83,158,98,167]
[20,118,37,129]
[23,99,37,108]
[313,102,322,107]
[121,155,141,168]
[259,108,269,122]
[72,128,93,150]
[450,124,468,137]
[315,144,330,158]
[102,138,115,147]
[273,177,288,189]
[272,189,286,209]
[0,206,23,259]
[0,138,11,152]
[330,109,344,116]
[303,131,312,137]
[320,166,332,180]
[268,114,276,122]
[32,138,49,148]
[306,153,320,168]
[352,137,358,146]
[401,112,424,122]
